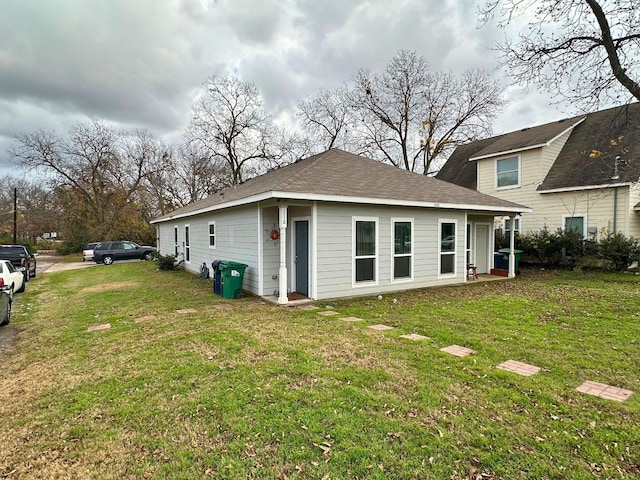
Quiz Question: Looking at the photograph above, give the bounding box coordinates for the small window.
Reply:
[439,221,456,275]
[496,156,519,188]
[185,225,190,262]
[393,219,412,280]
[208,222,216,248]
[354,218,377,283]
[504,217,521,233]
[564,216,585,237]
[174,227,179,256]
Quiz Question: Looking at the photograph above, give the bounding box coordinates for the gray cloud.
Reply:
[0,0,577,176]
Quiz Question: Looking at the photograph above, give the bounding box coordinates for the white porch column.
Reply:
[278,204,288,305]
[508,214,516,278]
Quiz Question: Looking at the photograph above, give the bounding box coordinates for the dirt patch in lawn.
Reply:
[80,281,141,293]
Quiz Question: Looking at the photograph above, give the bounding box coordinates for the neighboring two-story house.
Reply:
[437,103,640,241]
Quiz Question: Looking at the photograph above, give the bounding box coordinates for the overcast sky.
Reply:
[0,0,575,178]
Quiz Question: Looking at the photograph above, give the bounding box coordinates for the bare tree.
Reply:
[350,50,506,174]
[9,122,168,243]
[0,177,59,242]
[296,86,357,153]
[480,0,640,109]
[185,75,283,186]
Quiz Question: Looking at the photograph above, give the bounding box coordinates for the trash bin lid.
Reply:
[498,248,523,254]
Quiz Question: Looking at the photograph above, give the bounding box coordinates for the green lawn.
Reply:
[1,263,639,479]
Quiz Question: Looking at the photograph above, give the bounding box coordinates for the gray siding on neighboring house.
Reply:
[157,205,260,294]
[315,203,468,300]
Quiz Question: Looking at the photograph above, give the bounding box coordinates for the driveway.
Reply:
[38,255,97,274]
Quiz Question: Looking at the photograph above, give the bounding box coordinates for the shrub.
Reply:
[598,232,640,271]
[156,253,177,270]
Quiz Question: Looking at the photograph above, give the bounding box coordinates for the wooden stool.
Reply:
[467,264,478,280]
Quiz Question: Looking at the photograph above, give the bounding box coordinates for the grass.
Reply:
[1,263,639,479]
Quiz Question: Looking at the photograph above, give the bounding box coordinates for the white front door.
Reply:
[475,224,490,274]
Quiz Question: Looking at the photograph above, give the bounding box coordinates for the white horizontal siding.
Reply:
[156,205,260,294]
[315,203,468,300]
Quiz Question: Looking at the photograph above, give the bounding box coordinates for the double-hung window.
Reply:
[174,226,179,256]
[392,219,413,280]
[439,221,456,275]
[208,221,216,248]
[564,215,585,237]
[354,218,377,284]
[496,156,520,188]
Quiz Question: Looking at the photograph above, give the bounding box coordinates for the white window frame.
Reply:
[391,217,413,282]
[208,221,216,249]
[174,226,179,256]
[438,219,457,278]
[352,216,378,287]
[562,214,587,238]
[495,155,521,190]
[503,216,521,233]
[466,223,472,267]
[184,224,191,263]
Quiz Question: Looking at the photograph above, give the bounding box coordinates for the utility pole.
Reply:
[13,187,17,244]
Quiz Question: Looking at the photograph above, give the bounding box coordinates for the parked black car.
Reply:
[0,288,11,326]
[0,244,36,282]
[93,241,156,265]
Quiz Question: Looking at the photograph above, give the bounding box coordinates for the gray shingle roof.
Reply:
[152,149,528,223]
[437,103,640,192]
[538,103,640,191]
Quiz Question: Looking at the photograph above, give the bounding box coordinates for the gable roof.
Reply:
[537,103,640,191]
[437,103,640,192]
[152,149,528,223]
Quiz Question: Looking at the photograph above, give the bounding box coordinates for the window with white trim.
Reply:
[504,217,521,233]
[184,224,190,262]
[174,226,179,256]
[354,218,377,283]
[392,219,413,280]
[564,215,585,237]
[208,221,216,248]
[439,221,456,275]
[466,223,472,266]
[496,156,520,188]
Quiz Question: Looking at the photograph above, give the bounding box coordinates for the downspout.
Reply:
[612,155,620,233]
[613,187,618,233]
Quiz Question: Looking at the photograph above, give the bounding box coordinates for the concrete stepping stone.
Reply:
[400,333,429,341]
[133,315,154,324]
[211,304,232,310]
[368,324,394,331]
[176,308,198,314]
[340,316,364,322]
[87,323,111,332]
[575,380,633,402]
[440,345,476,357]
[245,300,266,305]
[496,360,541,376]
[318,310,339,316]
[298,305,319,310]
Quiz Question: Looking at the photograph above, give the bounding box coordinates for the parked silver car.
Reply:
[82,242,99,262]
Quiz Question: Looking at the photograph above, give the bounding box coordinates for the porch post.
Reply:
[508,214,516,278]
[278,204,288,305]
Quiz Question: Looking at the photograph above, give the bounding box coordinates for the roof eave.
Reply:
[468,118,586,162]
[538,181,632,194]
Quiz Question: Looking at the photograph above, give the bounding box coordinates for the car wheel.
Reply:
[16,280,25,293]
[0,298,11,326]
[102,256,114,265]
[144,252,154,261]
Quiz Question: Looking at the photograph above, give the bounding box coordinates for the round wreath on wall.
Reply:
[269,229,280,241]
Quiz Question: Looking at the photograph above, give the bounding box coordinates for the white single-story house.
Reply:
[151,149,530,304]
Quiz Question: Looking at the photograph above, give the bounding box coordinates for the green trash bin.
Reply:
[498,248,523,274]
[219,261,248,299]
